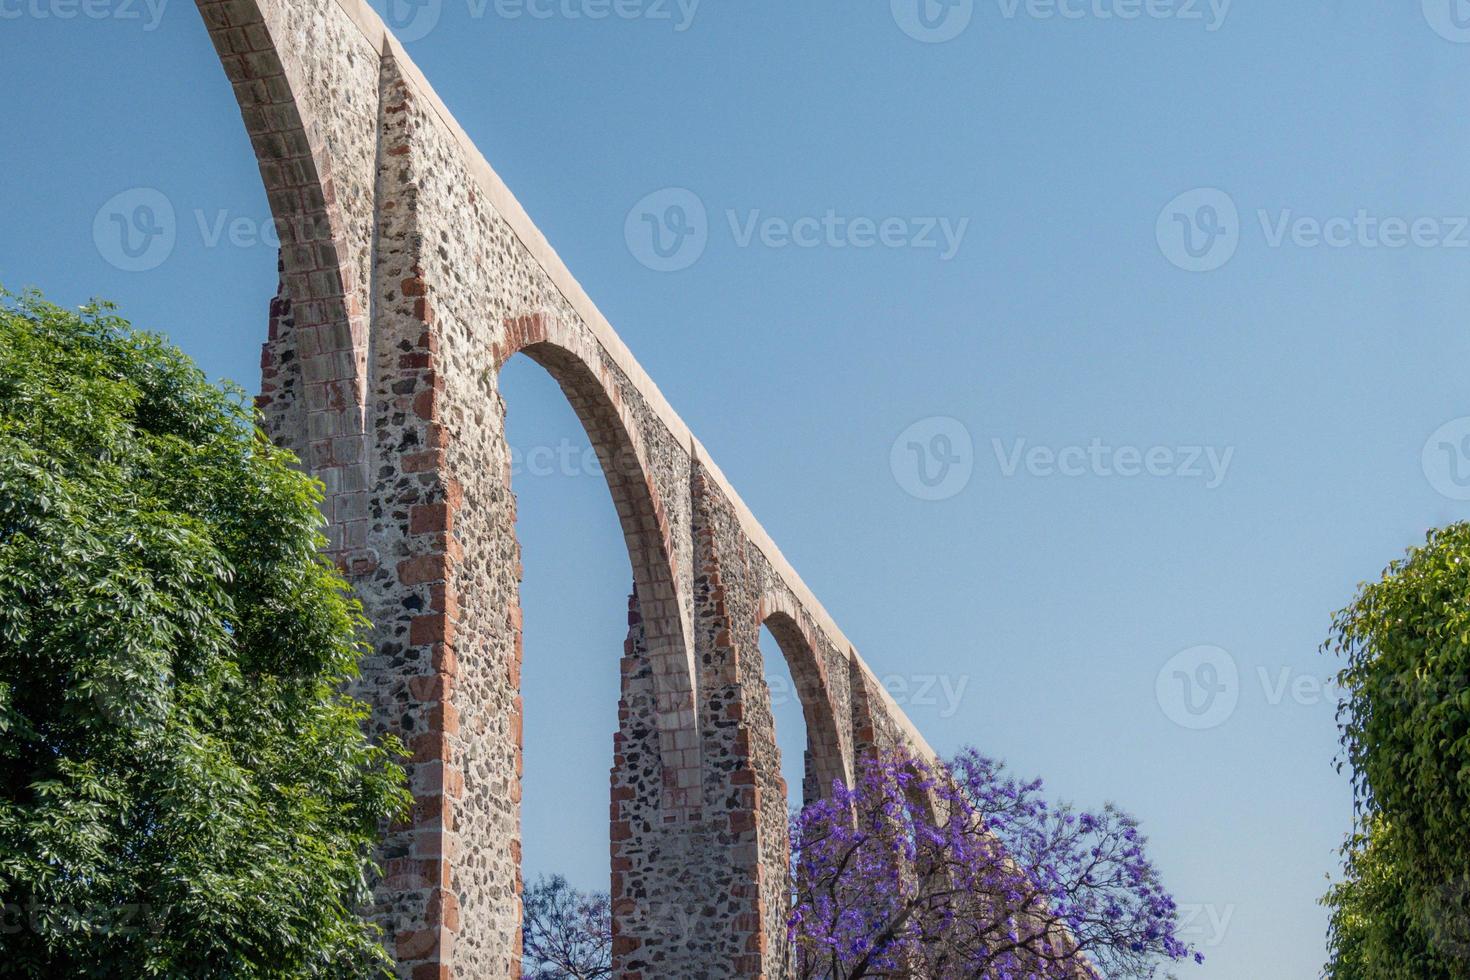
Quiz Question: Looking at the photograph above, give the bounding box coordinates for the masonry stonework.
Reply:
[197,0,942,975]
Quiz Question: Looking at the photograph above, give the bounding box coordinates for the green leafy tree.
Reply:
[1323,523,1470,978]
[1323,817,1461,980]
[0,290,409,977]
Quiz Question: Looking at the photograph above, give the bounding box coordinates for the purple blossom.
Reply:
[787,748,1201,979]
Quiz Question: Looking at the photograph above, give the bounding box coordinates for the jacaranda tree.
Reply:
[520,874,612,979]
[0,291,409,977]
[788,748,1200,979]
[1322,523,1470,979]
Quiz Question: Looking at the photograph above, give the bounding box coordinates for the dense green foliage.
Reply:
[0,291,408,977]
[1323,524,1470,978]
[1323,818,1461,979]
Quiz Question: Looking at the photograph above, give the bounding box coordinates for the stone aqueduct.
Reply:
[196,0,939,974]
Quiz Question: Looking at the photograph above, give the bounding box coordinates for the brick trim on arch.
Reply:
[757,593,854,802]
[499,312,701,819]
[198,0,372,563]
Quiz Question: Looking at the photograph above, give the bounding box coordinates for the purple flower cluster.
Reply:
[787,748,1202,979]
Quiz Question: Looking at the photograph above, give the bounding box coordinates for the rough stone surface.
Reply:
[196,0,941,974]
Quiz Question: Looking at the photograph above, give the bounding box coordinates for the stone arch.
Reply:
[197,0,373,556]
[496,313,699,811]
[758,591,852,801]
[193,1,953,972]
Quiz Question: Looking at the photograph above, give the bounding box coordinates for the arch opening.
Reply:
[759,623,819,809]
[501,354,628,903]
[495,327,700,973]
[759,609,850,806]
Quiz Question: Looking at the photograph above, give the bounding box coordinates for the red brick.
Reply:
[396,928,438,960]
[410,614,453,646]
[398,555,446,586]
[411,502,452,534]
[429,700,460,736]
[402,450,443,473]
[427,889,461,932]
[431,642,457,677]
[410,732,449,765]
[408,673,452,702]
[412,388,439,420]
[429,582,460,618]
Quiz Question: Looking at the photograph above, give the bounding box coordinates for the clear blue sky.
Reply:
[8,2,1470,976]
